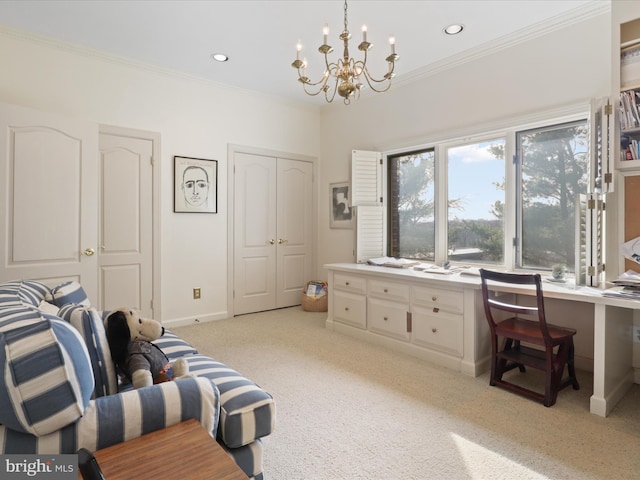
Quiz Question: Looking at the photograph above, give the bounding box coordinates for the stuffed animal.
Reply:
[104,308,190,389]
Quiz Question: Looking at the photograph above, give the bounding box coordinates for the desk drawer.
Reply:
[412,285,463,314]
[369,279,410,302]
[333,290,366,329]
[368,297,410,341]
[334,273,366,294]
[411,305,463,357]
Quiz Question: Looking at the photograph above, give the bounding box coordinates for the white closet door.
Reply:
[276,158,313,308]
[234,152,278,314]
[99,133,154,315]
[0,103,98,296]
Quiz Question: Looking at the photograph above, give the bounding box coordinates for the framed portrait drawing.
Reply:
[330,182,353,229]
[174,156,218,213]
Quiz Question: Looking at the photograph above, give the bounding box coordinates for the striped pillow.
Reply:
[0,280,52,309]
[58,304,118,398]
[152,330,198,360]
[0,312,94,436]
[47,281,90,308]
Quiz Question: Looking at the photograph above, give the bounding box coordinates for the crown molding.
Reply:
[390,1,611,91]
[0,23,320,111]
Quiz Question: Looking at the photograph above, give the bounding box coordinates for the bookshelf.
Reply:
[615,3,640,279]
[618,15,640,170]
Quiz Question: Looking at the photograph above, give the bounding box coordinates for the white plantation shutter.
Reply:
[355,206,385,263]
[590,97,614,193]
[575,194,588,286]
[577,193,604,287]
[351,150,385,262]
[351,150,383,206]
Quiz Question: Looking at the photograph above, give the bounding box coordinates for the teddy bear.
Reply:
[104,308,191,389]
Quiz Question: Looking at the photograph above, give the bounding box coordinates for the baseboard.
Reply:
[163,311,229,328]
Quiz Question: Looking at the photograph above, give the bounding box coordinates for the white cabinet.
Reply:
[411,286,464,357]
[326,264,489,376]
[332,272,367,329]
[367,278,410,340]
[368,297,410,341]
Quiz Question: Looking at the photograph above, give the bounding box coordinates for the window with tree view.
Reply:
[516,120,588,269]
[385,116,589,271]
[388,149,435,260]
[447,139,505,265]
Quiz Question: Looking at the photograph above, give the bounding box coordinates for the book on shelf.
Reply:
[619,90,640,130]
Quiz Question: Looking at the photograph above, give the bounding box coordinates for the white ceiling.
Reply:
[0,0,605,105]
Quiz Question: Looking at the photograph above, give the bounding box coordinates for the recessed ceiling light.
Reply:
[211,53,229,62]
[444,24,464,35]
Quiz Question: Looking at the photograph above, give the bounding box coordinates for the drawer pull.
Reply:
[345,281,350,286]
[432,296,437,301]
[345,307,349,311]
[383,316,388,321]
[384,288,388,293]
[432,328,437,333]
[433,307,440,313]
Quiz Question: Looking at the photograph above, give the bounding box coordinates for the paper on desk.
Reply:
[367,257,419,268]
[621,237,640,264]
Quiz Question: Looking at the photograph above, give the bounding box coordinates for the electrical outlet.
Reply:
[193,288,201,299]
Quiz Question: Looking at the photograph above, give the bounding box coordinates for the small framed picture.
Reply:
[174,156,218,213]
[330,182,353,229]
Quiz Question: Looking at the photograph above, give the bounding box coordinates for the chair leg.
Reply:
[544,350,557,407]
[513,340,526,372]
[567,342,580,390]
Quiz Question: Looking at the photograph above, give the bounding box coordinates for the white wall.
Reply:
[0,11,614,326]
[317,12,612,277]
[0,28,321,323]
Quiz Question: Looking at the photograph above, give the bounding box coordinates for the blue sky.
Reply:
[447,140,505,220]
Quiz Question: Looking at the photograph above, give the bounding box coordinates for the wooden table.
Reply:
[84,419,248,480]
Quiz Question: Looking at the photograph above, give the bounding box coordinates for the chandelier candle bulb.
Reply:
[296,42,301,60]
[323,24,329,45]
[362,25,367,42]
[389,35,396,54]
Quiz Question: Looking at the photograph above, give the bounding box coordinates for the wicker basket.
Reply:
[301,281,328,312]
[301,293,328,312]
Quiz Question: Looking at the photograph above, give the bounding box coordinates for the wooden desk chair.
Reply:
[479,269,580,407]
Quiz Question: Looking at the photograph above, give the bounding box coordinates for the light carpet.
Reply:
[173,307,640,480]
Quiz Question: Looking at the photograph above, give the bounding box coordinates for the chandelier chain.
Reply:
[343,0,348,34]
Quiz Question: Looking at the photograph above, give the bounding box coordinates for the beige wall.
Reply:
[0,28,321,323]
[0,10,614,324]
[318,12,612,277]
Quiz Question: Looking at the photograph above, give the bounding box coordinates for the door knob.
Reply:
[83,248,95,256]
[278,238,288,244]
[269,239,276,245]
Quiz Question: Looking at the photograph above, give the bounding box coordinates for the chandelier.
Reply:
[291,0,399,105]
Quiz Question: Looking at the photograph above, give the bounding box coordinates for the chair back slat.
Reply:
[480,268,551,341]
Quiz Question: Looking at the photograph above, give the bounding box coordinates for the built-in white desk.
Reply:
[325,263,637,417]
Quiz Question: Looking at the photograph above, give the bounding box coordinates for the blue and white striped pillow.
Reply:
[0,280,51,309]
[0,311,94,436]
[58,304,118,398]
[47,281,90,308]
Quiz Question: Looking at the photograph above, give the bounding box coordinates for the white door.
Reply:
[277,158,313,307]
[234,153,277,314]
[99,133,154,316]
[233,152,313,315]
[0,103,99,296]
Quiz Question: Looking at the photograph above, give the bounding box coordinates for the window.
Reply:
[447,139,505,265]
[388,149,435,260]
[516,121,589,269]
[383,117,589,272]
